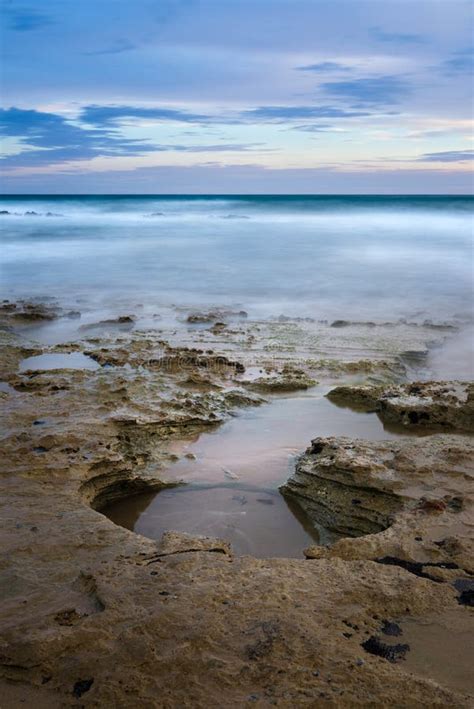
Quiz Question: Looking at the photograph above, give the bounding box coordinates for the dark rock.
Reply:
[361,636,410,663]
[376,556,459,582]
[330,320,350,328]
[381,620,402,637]
[454,579,474,606]
[73,679,94,698]
[457,590,474,606]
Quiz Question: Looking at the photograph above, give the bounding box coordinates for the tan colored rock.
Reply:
[282,435,474,583]
[243,365,317,393]
[1,310,473,707]
[327,380,474,431]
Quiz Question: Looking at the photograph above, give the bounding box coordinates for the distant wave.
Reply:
[0,210,64,217]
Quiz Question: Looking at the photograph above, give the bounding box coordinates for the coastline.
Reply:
[1,299,473,706]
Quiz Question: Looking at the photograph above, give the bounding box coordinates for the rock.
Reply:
[186,309,247,324]
[361,636,410,663]
[381,620,402,637]
[327,385,382,411]
[0,300,60,324]
[154,531,233,557]
[282,435,474,539]
[327,381,474,432]
[330,320,376,328]
[80,315,136,331]
[209,321,227,334]
[243,365,316,393]
[282,437,404,536]
[152,348,245,375]
[1,310,473,706]
[244,374,316,393]
[72,679,94,698]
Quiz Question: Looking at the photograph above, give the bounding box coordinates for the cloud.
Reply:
[2,163,472,196]
[295,62,352,73]
[417,150,474,163]
[0,107,268,168]
[369,26,425,44]
[0,101,374,170]
[0,107,158,161]
[84,40,137,56]
[288,124,335,133]
[81,104,372,129]
[3,5,53,31]
[440,47,474,75]
[321,76,409,105]
[240,105,370,121]
[80,105,209,125]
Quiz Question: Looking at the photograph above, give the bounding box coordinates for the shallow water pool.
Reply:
[19,352,100,371]
[103,389,420,557]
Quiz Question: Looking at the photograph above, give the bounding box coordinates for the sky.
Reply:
[0,0,473,193]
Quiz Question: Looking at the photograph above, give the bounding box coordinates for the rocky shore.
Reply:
[0,301,473,707]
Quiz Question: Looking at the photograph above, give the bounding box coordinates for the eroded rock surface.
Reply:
[328,380,474,431]
[1,306,473,707]
[243,365,317,393]
[283,436,474,603]
[0,299,60,324]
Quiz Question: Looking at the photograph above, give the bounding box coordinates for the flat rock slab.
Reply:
[327,380,474,432]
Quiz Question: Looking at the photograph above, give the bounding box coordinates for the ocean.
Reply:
[1,194,472,328]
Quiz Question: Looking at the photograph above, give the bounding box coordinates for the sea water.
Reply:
[1,195,472,325]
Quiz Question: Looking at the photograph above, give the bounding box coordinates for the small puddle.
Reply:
[19,352,100,372]
[103,389,417,557]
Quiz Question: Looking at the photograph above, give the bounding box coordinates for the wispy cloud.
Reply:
[440,47,474,75]
[0,107,268,168]
[3,5,53,31]
[288,123,335,133]
[321,76,409,105]
[295,62,352,73]
[84,40,137,56]
[0,107,159,167]
[80,105,208,125]
[0,107,156,152]
[417,149,474,163]
[240,106,370,121]
[369,26,425,44]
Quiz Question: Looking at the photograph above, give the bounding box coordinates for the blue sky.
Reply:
[0,0,473,193]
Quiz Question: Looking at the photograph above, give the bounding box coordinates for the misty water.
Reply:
[1,195,472,325]
[2,195,472,555]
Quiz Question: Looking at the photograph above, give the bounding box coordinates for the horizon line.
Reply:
[1,193,473,198]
